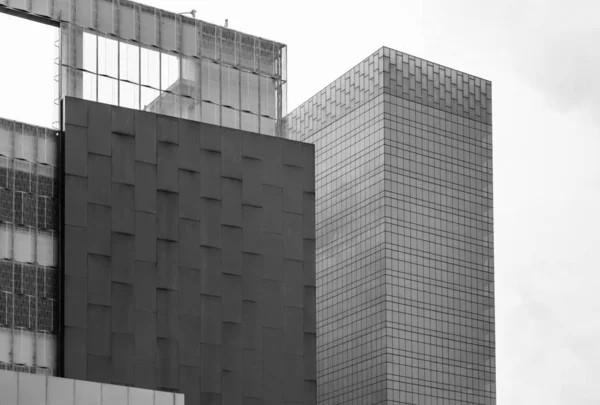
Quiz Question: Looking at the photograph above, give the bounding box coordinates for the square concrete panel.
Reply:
[302,193,315,239]
[135,162,157,213]
[242,205,262,254]
[135,310,157,361]
[262,232,283,282]
[200,199,221,248]
[157,239,179,290]
[200,125,221,152]
[242,253,263,302]
[262,185,283,234]
[88,254,111,306]
[303,287,316,334]
[303,240,316,288]
[282,213,303,261]
[284,306,303,356]
[179,366,202,405]
[157,191,179,241]
[135,110,157,164]
[87,304,111,356]
[242,301,262,350]
[111,282,134,334]
[200,295,221,345]
[242,349,263,399]
[303,333,317,381]
[221,226,242,276]
[241,132,261,160]
[111,232,135,284]
[179,170,202,220]
[200,150,222,200]
[111,333,135,385]
[135,211,157,263]
[65,175,88,226]
[88,154,112,206]
[222,322,243,372]
[301,143,315,193]
[242,158,261,206]
[135,261,157,312]
[282,139,303,168]
[87,101,112,156]
[221,178,242,227]
[157,289,179,340]
[200,246,222,297]
[283,166,303,214]
[64,326,88,380]
[283,260,304,308]
[263,328,284,404]
[112,105,136,136]
[262,279,283,329]
[157,115,179,144]
[220,128,242,180]
[64,275,88,328]
[179,314,201,367]
[179,267,202,316]
[136,360,157,390]
[88,354,111,383]
[178,120,202,172]
[260,136,282,187]
[222,274,242,323]
[201,344,222,394]
[157,338,179,390]
[112,183,135,234]
[64,124,88,177]
[179,219,201,268]
[64,225,87,277]
[112,134,135,184]
[158,142,179,192]
[222,370,243,405]
[64,97,89,128]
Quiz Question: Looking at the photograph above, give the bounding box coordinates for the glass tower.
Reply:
[286,47,495,405]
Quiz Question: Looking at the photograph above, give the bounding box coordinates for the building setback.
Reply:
[286,46,495,405]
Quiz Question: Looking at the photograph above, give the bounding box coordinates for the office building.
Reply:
[286,47,495,405]
[0,1,316,404]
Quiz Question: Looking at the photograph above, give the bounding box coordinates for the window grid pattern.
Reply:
[0,118,59,377]
[286,46,494,405]
[0,0,286,136]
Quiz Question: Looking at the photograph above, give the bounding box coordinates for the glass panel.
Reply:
[202,102,220,126]
[181,97,200,121]
[37,230,56,267]
[98,36,118,78]
[241,72,258,113]
[82,32,97,73]
[15,227,34,263]
[101,383,127,405]
[260,117,275,136]
[161,53,179,92]
[161,13,177,51]
[220,29,236,66]
[36,331,56,368]
[120,82,140,110]
[221,107,239,130]
[0,224,13,259]
[120,42,140,84]
[241,111,258,133]
[260,76,276,118]
[76,0,94,29]
[98,76,118,105]
[83,72,98,102]
[15,124,35,162]
[141,48,160,89]
[139,7,157,47]
[0,121,13,157]
[119,3,136,40]
[0,328,10,363]
[180,59,200,98]
[222,66,239,109]
[239,35,256,71]
[13,328,34,365]
[47,376,75,405]
[181,20,197,56]
[201,60,220,103]
[141,87,161,111]
[97,0,116,35]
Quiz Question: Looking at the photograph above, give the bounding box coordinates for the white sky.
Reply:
[1,1,600,403]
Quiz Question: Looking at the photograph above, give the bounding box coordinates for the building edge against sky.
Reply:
[0,0,287,137]
[286,46,495,404]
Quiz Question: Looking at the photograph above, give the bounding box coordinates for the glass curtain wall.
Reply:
[0,119,59,376]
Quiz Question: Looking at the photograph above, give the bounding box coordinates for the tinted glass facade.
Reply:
[61,97,316,405]
[0,119,59,375]
[287,47,494,405]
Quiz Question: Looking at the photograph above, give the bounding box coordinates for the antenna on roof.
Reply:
[225,19,229,28]
[180,10,197,18]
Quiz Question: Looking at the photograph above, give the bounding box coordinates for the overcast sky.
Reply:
[1,0,600,403]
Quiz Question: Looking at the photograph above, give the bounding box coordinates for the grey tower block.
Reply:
[62,97,317,405]
[286,47,494,405]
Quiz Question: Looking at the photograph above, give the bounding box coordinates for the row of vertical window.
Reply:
[0,225,57,267]
[0,327,56,371]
